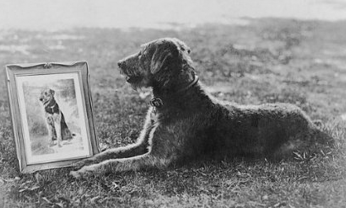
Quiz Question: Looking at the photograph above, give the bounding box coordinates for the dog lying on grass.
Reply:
[70,38,333,178]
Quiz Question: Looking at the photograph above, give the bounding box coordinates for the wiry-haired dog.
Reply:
[39,88,73,147]
[70,38,333,178]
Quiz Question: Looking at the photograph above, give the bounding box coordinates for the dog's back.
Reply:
[208,102,333,159]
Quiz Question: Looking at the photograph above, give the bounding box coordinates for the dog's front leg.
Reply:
[54,117,62,147]
[73,138,152,170]
[46,117,55,146]
[70,149,170,178]
[47,123,54,146]
[73,110,157,169]
[70,124,170,178]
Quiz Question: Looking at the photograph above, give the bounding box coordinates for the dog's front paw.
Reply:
[70,165,98,179]
[72,158,95,170]
[72,161,87,170]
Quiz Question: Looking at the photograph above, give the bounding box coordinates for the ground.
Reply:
[0,18,346,207]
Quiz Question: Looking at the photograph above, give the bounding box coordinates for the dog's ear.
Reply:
[49,89,55,96]
[150,41,179,74]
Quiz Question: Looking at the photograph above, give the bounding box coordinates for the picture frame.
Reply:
[5,61,99,173]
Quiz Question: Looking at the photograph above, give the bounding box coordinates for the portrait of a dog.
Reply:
[15,74,92,161]
[39,88,73,148]
[7,63,99,169]
[70,38,333,178]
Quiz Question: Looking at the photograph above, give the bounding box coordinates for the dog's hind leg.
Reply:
[60,113,72,140]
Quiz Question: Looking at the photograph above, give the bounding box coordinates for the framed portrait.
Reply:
[5,61,99,173]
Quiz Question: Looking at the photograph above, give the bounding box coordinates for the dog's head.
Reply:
[117,38,193,89]
[39,88,55,105]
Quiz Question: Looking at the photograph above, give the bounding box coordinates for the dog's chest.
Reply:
[46,112,61,123]
[45,102,59,114]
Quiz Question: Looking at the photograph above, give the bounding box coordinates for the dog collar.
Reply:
[45,102,58,115]
[150,97,164,108]
[150,75,199,108]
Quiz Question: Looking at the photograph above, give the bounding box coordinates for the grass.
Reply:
[1,18,346,207]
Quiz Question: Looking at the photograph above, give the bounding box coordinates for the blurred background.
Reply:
[1,0,345,120]
[1,0,346,30]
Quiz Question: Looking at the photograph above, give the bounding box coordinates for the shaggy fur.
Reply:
[70,38,332,178]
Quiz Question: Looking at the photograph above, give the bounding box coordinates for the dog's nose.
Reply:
[39,97,43,101]
[118,61,125,68]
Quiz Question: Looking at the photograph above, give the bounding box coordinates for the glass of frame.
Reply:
[5,61,99,173]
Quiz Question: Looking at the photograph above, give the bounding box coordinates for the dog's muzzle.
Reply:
[39,97,49,105]
[117,60,125,69]
[117,61,142,84]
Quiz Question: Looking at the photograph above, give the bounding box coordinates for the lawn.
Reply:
[0,18,346,207]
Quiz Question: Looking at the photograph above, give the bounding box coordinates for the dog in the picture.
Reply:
[70,38,333,178]
[39,88,73,147]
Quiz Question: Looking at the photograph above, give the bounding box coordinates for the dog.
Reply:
[70,38,332,178]
[39,88,73,147]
